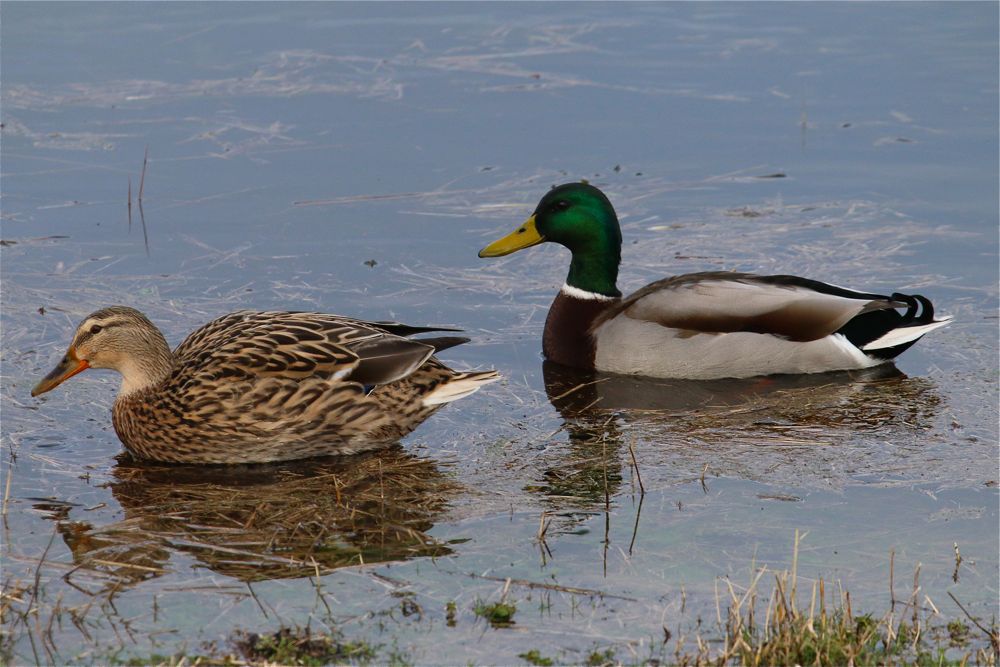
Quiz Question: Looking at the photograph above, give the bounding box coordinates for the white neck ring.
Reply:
[560,283,617,302]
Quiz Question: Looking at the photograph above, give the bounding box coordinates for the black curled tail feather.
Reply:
[837,292,940,359]
[889,293,919,324]
[889,293,936,325]
[914,295,936,323]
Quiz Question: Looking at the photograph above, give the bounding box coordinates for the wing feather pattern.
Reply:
[594,272,900,342]
[173,311,438,385]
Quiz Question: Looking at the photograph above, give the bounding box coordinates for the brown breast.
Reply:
[542,290,619,370]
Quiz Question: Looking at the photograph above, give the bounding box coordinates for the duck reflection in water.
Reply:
[53,447,457,592]
[535,360,942,509]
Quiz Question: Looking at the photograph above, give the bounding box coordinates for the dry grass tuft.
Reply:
[667,533,999,667]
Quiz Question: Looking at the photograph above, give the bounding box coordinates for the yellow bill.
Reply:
[478,215,545,258]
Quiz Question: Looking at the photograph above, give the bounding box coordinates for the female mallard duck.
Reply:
[479,182,951,380]
[32,307,498,464]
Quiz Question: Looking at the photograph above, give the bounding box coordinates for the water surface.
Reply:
[2,3,997,663]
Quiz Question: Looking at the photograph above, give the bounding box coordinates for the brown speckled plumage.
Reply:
[34,307,498,464]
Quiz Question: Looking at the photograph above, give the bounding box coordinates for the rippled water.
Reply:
[2,3,997,663]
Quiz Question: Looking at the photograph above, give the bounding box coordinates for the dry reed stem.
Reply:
[626,439,644,496]
[2,459,11,517]
[714,578,723,627]
[138,146,148,202]
[627,492,644,557]
[790,528,802,615]
[548,378,609,402]
[949,591,1000,655]
[126,175,132,231]
[536,511,549,540]
[139,198,149,256]
[470,573,636,602]
[131,146,149,255]
[889,548,896,611]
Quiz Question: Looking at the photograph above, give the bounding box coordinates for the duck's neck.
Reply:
[543,284,620,370]
[566,247,621,299]
[117,336,174,398]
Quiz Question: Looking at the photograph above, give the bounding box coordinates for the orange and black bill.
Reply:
[31,349,89,397]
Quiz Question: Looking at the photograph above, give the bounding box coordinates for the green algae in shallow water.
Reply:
[585,648,617,666]
[234,628,378,666]
[518,649,555,666]
[473,599,518,628]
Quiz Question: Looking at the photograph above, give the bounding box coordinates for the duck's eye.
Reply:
[553,200,571,211]
[89,325,103,335]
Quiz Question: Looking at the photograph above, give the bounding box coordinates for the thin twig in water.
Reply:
[138,196,149,257]
[889,549,896,612]
[309,557,332,616]
[627,491,644,556]
[293,188,471,207]
[29,528,57,615]
[627,439,645,496]
[948,591,1000,653]
[138,146,148,202]
[246,581,269,620]
[602,432,610,578]
[87,559,165,573]
[23,527,58,665]
[536,511,553,565]
[700,462,709,493]
[127,176,132,231]
[2,456,12,517]
[138,147,150,255]
[469,574,637,601]
[537,511,550,542]
[952,542,962,583]
[911,563,922,631]
[548,378,609,402]
[791,529,801,609]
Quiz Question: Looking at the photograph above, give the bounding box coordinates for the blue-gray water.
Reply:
[2,3,997,663]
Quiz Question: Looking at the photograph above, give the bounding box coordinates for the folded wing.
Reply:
[174,311,442,386]
[597,272,903,342]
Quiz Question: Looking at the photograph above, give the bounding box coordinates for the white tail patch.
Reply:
[422,371,500,406]
[862,317,952,351]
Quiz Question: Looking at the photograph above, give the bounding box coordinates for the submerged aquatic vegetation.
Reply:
[473,598,518,628]
[89,584,998,667]
[585,647,617,666]
[233,627,378,666]
[519,648,556,666]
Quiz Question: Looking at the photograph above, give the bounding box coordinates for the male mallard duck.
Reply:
[479,182,951,380]
[32,307,498,463]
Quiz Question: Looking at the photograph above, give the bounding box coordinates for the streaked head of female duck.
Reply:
[32,306,173,398]
[479,182,623,298]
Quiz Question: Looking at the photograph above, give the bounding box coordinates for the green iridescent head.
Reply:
[479,182,623,297]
